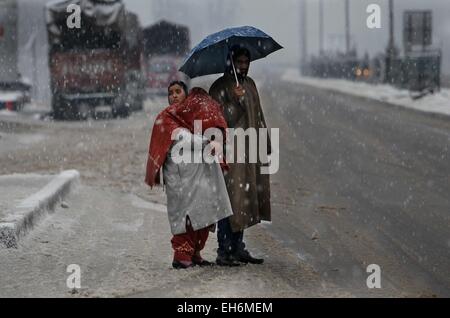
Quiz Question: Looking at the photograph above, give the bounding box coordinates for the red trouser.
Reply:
[171,217,209,262]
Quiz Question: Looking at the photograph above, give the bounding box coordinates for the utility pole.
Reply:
[385,0,398,83]
[32,34,37,101]
[387,0,396,54]
[345,0,350,54]
[300,0,308,74]
[319,0,324,54]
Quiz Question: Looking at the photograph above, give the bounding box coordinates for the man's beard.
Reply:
[236,70,248,80]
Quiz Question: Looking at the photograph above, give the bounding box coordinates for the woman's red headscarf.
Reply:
[145,87,228,187]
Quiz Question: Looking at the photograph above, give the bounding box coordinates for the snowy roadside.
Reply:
[0,170,80,248]
[282,69,450,119]
[0,110,19,117]
[0,183,349,298]
[0,102,50,121]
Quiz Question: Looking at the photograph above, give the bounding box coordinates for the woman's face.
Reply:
[168,84,187,105]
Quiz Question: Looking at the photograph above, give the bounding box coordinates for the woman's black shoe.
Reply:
[172,260,195,269]
[193,259,215,267]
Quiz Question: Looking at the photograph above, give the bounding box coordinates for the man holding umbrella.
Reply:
[209,45,272,266]
[179,26,282,266]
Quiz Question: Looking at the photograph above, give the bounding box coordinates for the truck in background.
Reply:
[142,20,190,96]
[46,0,144,120]
[0,0,31,112]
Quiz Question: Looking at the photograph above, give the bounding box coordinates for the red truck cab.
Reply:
[46,0,143,120]
[145,55,186,95]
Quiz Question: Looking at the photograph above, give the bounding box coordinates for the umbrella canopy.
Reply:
[179,26,283,79]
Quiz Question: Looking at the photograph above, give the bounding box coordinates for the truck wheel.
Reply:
[76,103,91,120]
[52,95,66,120]
[112,106,130,119]
[134,98,144,111]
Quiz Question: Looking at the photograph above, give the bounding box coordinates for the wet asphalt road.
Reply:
[258,73,450,297]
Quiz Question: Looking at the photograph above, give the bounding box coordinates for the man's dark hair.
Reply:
[226,45,251,74]
[230,45,251,61]
[168,80,188,96]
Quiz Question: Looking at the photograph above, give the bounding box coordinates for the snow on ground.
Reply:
[0,184,346,298]
[22,102,51,113]
[144,96,168,112]
[0,131,49,157]
[0,174,53,221]
[0,110,18,117]
[16,170,79,211]
[282,68,450,118]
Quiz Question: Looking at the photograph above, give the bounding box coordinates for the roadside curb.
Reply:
[0,170,80,248]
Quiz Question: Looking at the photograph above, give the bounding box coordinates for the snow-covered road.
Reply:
[0,95,339,297]
[1,72,449,297]
[282,69,450,118]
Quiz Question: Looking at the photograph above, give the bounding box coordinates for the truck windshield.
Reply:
[53,28,122,51]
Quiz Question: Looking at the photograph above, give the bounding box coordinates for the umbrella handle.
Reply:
[230,56,240,87]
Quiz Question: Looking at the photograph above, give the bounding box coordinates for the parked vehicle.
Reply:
[0,0,31,111]
[145,55,186,95]
[46,0,144,120]
[143,20,190,96]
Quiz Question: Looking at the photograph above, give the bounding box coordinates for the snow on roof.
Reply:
[0,91,22,102]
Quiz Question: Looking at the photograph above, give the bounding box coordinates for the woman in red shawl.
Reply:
[145,81,234,269]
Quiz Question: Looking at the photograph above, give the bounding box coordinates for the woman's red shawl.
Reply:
[145,87,228,187]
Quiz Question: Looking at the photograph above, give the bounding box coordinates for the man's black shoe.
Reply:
[216,254,241,267]
[234,250,264,264]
